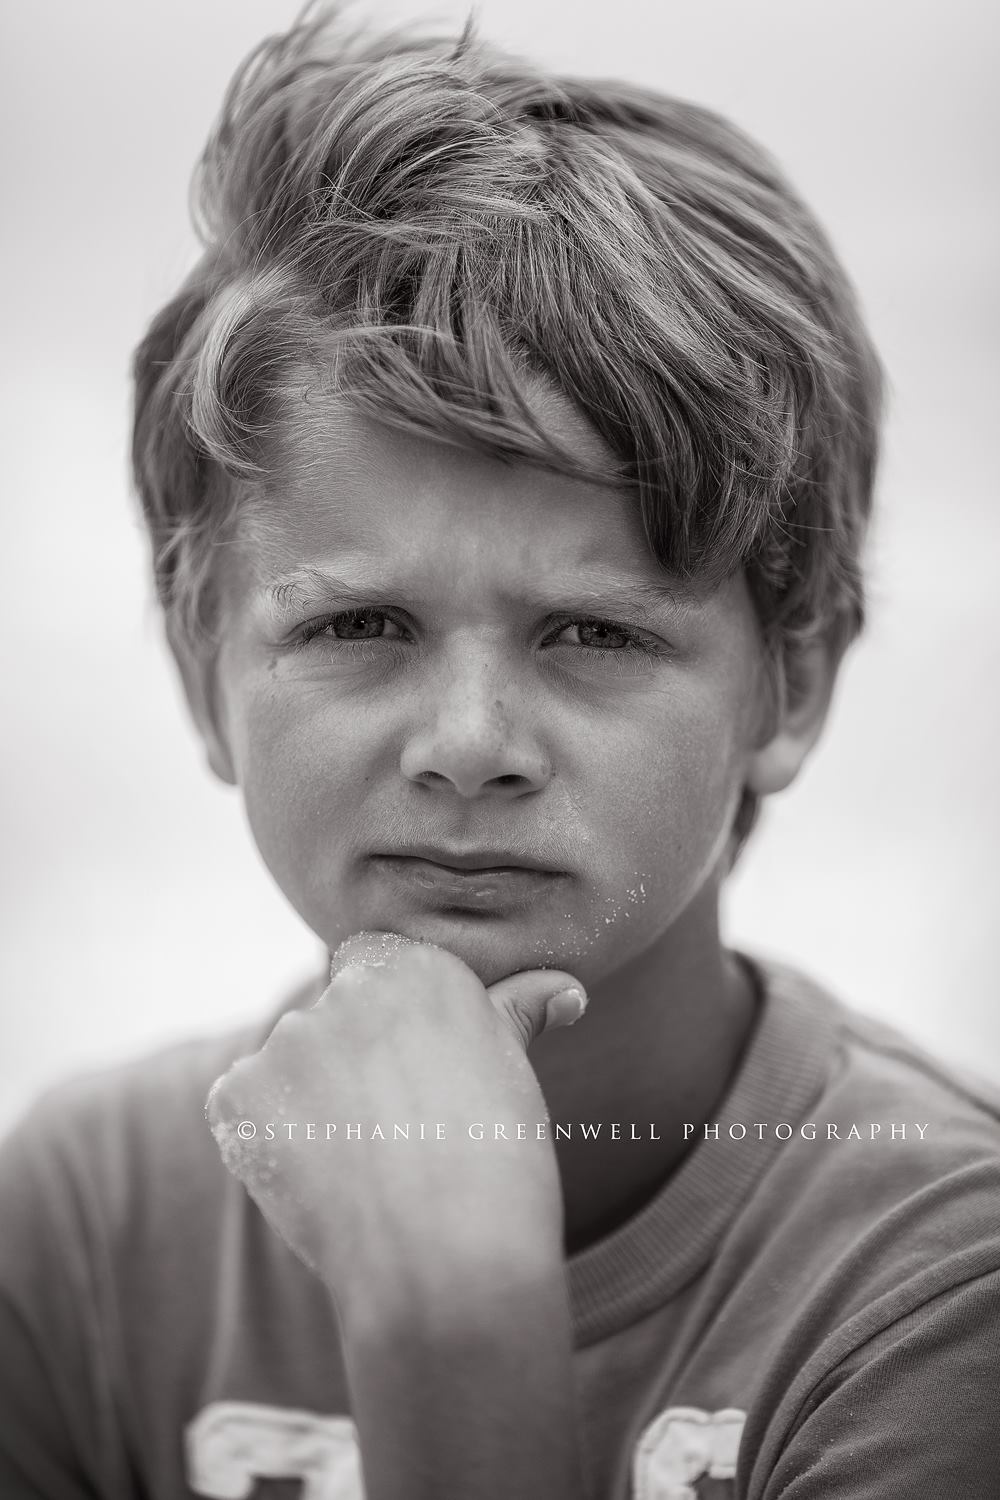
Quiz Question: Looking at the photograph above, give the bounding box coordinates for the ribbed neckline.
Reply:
[566,957,839,1346]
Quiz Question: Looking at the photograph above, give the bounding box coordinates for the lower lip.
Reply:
[371,856,565,910]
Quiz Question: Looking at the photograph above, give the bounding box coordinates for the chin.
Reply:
[405,913,547,986]
[319,905,580,989]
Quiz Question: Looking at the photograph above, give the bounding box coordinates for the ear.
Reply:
[746,641,841,797]
[166,621,238,786]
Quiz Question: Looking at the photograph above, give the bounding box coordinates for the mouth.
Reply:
[369,849,568,911]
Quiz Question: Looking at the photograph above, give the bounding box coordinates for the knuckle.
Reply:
[326,963,373,1001]
[206,1062,248,1126]
[268,1011,304,1048]
[412,943,477,991]
[274,1006,307,1032]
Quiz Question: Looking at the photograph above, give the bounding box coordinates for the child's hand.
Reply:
[205,933,586,1314]
[207,935,589,1497]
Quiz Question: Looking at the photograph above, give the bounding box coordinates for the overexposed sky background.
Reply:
[1,0,998,1132]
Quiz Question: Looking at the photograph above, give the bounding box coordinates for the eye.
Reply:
[298,609,407,645]
[556,618,638,650]
[548,617,661,654]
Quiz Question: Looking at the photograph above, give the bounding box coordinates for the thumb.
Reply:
[486,970,588,1050]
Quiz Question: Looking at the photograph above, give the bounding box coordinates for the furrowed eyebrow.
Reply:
[259,569,390,622]
[541,579,691,616]
[258,568,693,624]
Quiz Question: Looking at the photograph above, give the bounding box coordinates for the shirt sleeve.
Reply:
[0,1099,132,1500]
[753,1270,1000,1498]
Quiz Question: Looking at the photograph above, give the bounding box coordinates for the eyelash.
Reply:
[292,609,666,661]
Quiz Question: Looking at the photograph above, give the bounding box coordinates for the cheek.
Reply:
[588,690,749,911]
[521,698,749,984]
[230,686,372,879]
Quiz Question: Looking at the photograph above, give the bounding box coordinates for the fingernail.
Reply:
[544,986,587,1030]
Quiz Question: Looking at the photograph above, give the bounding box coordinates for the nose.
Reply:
[399,657,551,800]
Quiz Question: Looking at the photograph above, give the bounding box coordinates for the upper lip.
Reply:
[375,844,563,873]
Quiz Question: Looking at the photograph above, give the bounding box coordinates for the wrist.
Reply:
[333,1237,568,1347]
[340,1256,583,1500]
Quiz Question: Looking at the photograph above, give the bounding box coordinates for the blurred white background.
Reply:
[1,0,998,1134]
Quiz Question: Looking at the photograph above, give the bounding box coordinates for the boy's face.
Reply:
[198,390,772,990]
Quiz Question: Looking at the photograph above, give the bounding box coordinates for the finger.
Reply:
[324,931,477,1016]
[486,970,588,1050]
[328,929,427,981]
[205,1063,244,1130]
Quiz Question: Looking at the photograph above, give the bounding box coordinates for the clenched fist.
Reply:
[206,933,587,1317]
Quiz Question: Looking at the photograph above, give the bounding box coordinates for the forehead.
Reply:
[237,380,672,596]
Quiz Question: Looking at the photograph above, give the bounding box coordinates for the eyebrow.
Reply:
[258,566,692,624]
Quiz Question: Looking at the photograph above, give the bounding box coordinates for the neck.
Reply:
[528,884,757,1256]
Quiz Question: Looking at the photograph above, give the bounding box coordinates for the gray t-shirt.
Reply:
[1,958,999,1498]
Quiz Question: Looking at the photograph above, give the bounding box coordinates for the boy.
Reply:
[2,5,998,1498]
